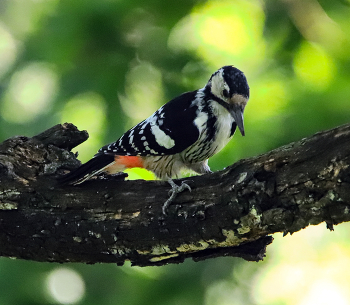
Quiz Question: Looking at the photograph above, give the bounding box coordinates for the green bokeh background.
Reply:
[1,0,350,304]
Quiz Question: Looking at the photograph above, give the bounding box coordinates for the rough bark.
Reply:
[0,122,350,266]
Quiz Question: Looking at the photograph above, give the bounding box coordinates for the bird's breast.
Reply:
[182,110,234,163]
[212,112,235,153]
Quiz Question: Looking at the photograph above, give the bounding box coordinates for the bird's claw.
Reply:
[162,179,192,215]
[167,179,191,195]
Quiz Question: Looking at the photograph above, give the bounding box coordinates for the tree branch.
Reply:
[1,123,350,266]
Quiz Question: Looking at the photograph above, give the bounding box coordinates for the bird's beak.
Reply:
[229,105,245,136]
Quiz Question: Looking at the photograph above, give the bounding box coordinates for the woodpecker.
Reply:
[59,66,249,209]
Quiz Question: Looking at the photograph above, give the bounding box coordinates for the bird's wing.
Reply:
[98,90,201,157]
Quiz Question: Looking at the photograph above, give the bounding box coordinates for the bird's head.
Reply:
[207,66,250,136]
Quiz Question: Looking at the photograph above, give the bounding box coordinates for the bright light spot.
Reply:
[294,42,335,90]
[119,62,164,125]
[286,0,348,56]
[3,0,59,38]
[0,23,17,79]
[252,78,288,121]
[199,15,249,56]
[253,262,311,303]
[46,267,85,304]
[121,261,165,279]
[168,0,265,69]
[205,280,245,305]
[252,224,350,305]
[124,168,156,181]
[299,279,347,305]
[61,92,107,161]
[1,62,58,123]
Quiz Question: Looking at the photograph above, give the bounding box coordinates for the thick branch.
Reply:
[1,123,350,266]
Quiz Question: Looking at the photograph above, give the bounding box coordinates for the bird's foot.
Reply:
[162,179,191,215]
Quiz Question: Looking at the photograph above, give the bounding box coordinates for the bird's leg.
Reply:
[162,179,191,215]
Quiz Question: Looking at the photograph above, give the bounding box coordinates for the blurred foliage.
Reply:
[1,0,350,304]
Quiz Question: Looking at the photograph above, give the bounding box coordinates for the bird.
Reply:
[59,66,250,211]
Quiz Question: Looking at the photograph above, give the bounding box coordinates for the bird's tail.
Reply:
[58,154,115,185]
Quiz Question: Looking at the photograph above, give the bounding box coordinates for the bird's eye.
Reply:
[223,89,229,98]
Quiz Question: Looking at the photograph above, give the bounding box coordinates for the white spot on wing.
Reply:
[129,130,134,146]
[151,125,175,149]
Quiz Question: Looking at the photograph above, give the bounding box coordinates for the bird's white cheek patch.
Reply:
[151,125,175,149]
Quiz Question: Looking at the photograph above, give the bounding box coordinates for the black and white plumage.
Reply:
[59,65,250,185]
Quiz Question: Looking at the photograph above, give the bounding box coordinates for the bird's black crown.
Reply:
[220,66,250,99]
